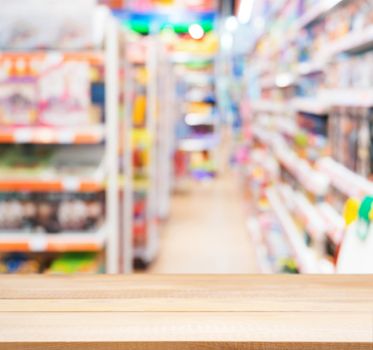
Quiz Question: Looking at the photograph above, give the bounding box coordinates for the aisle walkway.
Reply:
[150,172,259,273]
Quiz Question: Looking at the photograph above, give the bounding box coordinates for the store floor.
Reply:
[149,171,259,274]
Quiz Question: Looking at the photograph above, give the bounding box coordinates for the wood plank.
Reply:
[0,275,372,312]
[1,274,373,297]
[0,312,371,344]
[2,343,371,350]
[0,296,371,312]
[0,275,372,349]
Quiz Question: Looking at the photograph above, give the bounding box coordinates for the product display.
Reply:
[0,53,104,127]
[1,0,371,276]
[172,35,219,181]
[0,192,104,233]
[0,252,102,274]
[238,0,373,273]
[0,0,120,274]
[47,252,103,274]
[126,35,162,268]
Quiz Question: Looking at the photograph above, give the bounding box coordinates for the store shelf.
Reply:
[295,60,325,76]
[266,187,319,273]
[252,125,329,197]
[0,5,121,273]
[275,148,330,197]
[171,52,215,64]
[0,177,104,192]
[184,113,215,126]
[319,88,373,107]
[317,202,345,245]
[0,147,106,192]
[0,51,104,64]
[244,0,373,276]
[322,25,373,57]
[251,99,288,114]
[260,77,277,89]
[258,118,326,150]
[178,136,218,152]
[182,73,214,86]
[247,0,288,55]
[0,226,106,253]
[119,175,150,192]
[134,179,150,192]
[292,97,329,115]
[134,217,159,264]
[0,125,106,144]
[261,73,297,89]
[246,218,273,274]
[295,0,348,31]
[317,157,373,198]
[294,192,327,242]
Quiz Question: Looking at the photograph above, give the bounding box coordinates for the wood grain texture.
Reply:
[0,275,372,349]
[2,343,372,350]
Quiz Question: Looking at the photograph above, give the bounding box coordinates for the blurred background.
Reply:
[0,0,372,275]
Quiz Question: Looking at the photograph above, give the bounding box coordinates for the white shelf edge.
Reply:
[178,136,217,152]
[316,157,373,198]
[320,25,373,59]
[319,88,373,107]
[246,218,273,274]
[292,97,329,115]
[317,202,345,245]
[266,187,319,273]
[1,125,106,144]
[294,191,327,242]
[295,0,348,31]
[295,60,326,76]
[0,225,107,252]
[251,99,288,114]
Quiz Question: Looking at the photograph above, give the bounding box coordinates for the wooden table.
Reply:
[0,275,372,349]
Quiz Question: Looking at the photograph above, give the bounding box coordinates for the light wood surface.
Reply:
[0,275,372,349]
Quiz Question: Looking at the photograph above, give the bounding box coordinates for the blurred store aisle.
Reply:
[150,171,259,274]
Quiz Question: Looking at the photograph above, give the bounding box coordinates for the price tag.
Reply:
[45,52,63,66]
[36,128,55,143]
[58,130,74,144]
[14,129,32,143]
[30,235,47,252]
[63,177,80,191]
